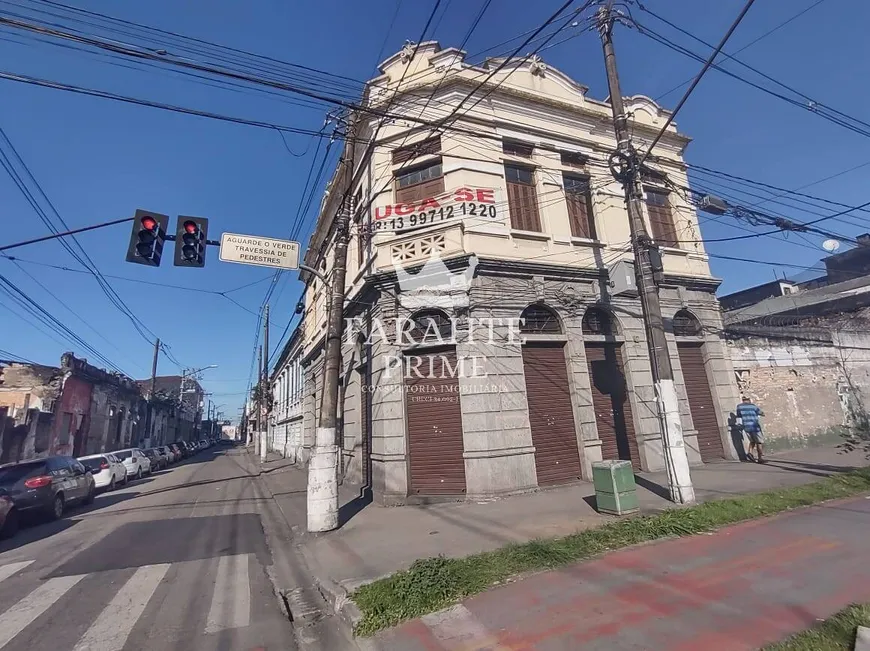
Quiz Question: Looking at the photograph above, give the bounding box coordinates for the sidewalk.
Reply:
[257,447,868,634]
[372,494,870,650]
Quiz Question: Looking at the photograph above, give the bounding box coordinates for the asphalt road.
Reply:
[0,446,297,651]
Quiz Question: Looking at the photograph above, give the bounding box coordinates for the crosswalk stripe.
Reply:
[72,563,171,651]
[204,554,250,634]
[0,574,84,649]
[0,561,34,585]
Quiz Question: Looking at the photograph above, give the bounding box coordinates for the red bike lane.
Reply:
[371,495,870,650]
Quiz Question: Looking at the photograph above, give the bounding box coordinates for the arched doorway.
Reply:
[520,305,582,486]
[673,309,725,462]
[582,307,640,467]
[404,310,466,495]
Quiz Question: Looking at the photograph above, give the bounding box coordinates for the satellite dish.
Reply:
[822,239,840,253]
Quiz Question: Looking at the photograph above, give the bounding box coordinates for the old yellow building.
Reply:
[299,42,740,504]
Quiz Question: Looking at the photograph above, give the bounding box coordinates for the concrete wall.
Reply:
[726,328,870,451]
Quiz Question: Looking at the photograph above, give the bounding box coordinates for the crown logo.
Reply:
[394,252,477,310]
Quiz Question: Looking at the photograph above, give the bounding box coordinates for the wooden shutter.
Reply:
[565,179,595,239]
[523,343,582,485]
[395,176,444,204]
[585,343,640,467]
[677,343,725,462]
[405,349,466,495]
[507,181,541,232]
[646,191,678,247]
[392,137,441,164]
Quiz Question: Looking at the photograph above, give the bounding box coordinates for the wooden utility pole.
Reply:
[143,337,159,447]
[598,4,694,504]
[261,304,270,461]
[256,346,263,456]
[307,195,353,532]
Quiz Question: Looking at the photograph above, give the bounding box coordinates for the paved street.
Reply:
[373,494,870,650]
[0,447,296,651]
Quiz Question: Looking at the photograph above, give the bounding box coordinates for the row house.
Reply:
[299,42,739,504]
[0,352,143,463]
[267,328,305,462]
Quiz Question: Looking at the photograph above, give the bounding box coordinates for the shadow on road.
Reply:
[0,517,79,554]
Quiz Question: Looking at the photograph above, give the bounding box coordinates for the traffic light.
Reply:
[125,210,168,266]
[174,216,209,267]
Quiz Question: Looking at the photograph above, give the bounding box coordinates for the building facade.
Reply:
[300,42,739,504]
[0,353,143,462]
[722,242,870,451]
[136,375,204,445]
[268,328,306,462]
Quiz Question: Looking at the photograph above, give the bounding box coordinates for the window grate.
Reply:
[520,305,562,334]
[582,308,614,335]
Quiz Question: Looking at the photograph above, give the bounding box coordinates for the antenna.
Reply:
[822,239,840,253]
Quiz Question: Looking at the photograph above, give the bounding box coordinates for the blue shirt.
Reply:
[737,403,762,432]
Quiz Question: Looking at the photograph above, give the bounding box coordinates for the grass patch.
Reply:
[764,603,870,650]
[352,468,870,637]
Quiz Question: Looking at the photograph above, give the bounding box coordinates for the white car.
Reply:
[78,453,127,491]
[111,448,151,480]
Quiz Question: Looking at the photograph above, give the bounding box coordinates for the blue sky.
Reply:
[1,0,868,418]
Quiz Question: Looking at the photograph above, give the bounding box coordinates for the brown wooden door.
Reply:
[677,342,725,462]
[405,349,466,495]
[585,343,640,467]
[522,343,582,485]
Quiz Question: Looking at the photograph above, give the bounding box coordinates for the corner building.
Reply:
[300,42,740,504]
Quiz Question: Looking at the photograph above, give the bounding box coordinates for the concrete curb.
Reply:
[249,450,364,650]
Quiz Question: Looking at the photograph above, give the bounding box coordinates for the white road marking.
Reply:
[72,563,171,651]
[0,574,84,648]
[204,554,251,634]
[0,561,34,585]
[421,604,511,650]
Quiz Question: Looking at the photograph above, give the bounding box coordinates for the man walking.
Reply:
[736,396,765,463]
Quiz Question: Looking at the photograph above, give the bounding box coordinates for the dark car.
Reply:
[142,448,163,471]
[0,456,95,521]
[0,487,18,539]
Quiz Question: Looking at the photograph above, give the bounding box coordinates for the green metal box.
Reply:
[591,460,638,515]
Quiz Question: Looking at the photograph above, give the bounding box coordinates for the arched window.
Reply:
[582,307,614,336]
[520,304,562,334]
[672,309,702,337]
[407,309,453,344]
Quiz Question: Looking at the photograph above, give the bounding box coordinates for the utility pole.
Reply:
[597,4,694,504]
[143,337,159,447]
[308,195,353,532]
[255,346,263,456]
[261,304,270,462]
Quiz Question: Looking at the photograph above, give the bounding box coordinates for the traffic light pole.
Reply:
[598,5,694,504]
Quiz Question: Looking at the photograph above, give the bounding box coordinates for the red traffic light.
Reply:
[183,220,198,234]
[140,215,158,231]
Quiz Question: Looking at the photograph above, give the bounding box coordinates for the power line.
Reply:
[632,16,870,142]
[651,0,830,102]
[637,0,757,165]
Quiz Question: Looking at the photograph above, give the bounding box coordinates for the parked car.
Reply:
[0,487,18,539]
[0,456,95,521]
[169,443,183,460]
[158,446,176,464]
[143,448,165,471]
[78,454,127,492]
[112,448,151,480]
